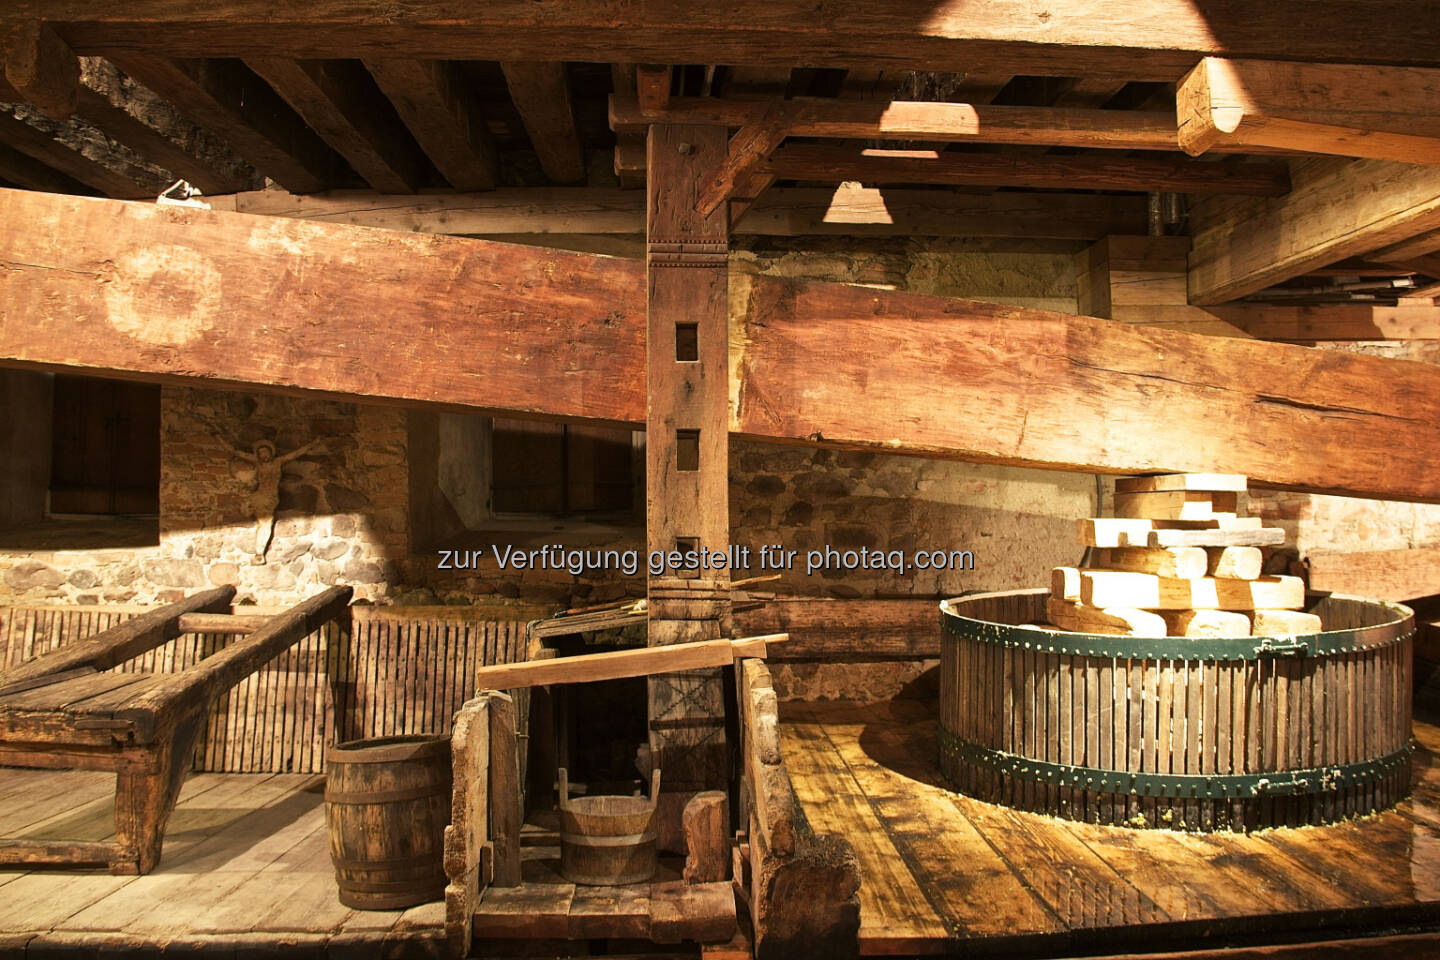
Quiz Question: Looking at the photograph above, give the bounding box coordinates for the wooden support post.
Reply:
[443,696,489,960]
[647,121,732,853]
[487,691,522,888]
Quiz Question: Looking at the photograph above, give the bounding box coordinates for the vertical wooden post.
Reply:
[646,122,732,851]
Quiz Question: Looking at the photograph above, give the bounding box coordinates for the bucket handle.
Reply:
[556,766,662,812]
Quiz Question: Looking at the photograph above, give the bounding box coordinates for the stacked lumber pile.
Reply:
[1048,473,1322,637]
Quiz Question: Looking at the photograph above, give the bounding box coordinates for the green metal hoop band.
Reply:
[937,726,1412,800]
[941,602,1414,662]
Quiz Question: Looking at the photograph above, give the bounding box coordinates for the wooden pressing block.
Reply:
[1078,517,1283,549]
[1051,566,1081,601]
[1250,609,1323,635]
[1080,570,1305,610]
[1207,546,1263,580]
[1045,597,1166,636]
[470,633,787,692]
[1094,546,1207,579]
[1113,489,1239,520]
[1114,473,1248,493]
[1161,609,1252,638]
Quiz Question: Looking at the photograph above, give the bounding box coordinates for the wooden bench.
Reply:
[0,584,352,875]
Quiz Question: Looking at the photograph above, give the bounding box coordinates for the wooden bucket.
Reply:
[938,589,1414,832]
[325,734,452,909]
[558,767,660,886]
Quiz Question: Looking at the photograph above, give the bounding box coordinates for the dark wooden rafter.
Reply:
[362,58,495,191]
[24,1,1440,81]
[245,57,428,193]
[6,188,1440,503]
[0,138,90,192]
[759,144,1292,196]
[67,58,261,195]
[105,53,339,193]
[0,105,155,197]
[500,61,585,184]
[1179,57,1440,165]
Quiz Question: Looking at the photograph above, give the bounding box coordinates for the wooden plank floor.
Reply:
[0,769,443,955]
[782,699,1440,957]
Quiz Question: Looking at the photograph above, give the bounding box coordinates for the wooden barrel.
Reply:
[558,767,660,886]
[325,735,452,909]
[939,589,1413,832]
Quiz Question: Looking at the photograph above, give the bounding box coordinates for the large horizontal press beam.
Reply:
[212,185,1149,240]
[4,188,1440,502]
[9,2,1440,80]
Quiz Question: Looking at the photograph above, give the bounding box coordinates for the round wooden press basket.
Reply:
[939,589,1414,831]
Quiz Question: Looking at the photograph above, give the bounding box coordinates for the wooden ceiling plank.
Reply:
[35,1,1440,81]
[1051,76,1130,109]
[246,57,427,193]
[364,58,497,192]
[1189,158,1440,304]
[6,187,1440,503]
[612,96,1289,153]
[4,21,79,119]
[0,108,153,197]
[1179,58,1440,165]
[500,61,586,185]
[105,53,338,193]
[211,184,1147,239]
[760,144,1291,196]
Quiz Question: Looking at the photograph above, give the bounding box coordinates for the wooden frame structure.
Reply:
[0,584,352,874]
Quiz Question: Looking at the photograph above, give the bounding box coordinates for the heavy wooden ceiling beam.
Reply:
[1179,58,1440,165]
[500,61,585,184]
[20,1,1440,80]
[1189,158,1440,304]
[4,21,78,118]
[1205,301,1440,340]
[612,96,1276,153]
[211,183,1148,239]
[245,57,428,193]
[759,144,1292,196]
[1370,228,1440,264]
[106,53,340,193]
[6,187,1440,503]
[362,59,497,192]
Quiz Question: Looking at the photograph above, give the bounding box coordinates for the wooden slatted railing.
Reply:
[0,603,537,773]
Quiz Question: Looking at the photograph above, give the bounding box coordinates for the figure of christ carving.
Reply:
[233,438,324,563]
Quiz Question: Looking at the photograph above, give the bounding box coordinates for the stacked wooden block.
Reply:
[1047,473,1322,637]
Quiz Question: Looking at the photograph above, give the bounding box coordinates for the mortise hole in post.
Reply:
[675,537,700,579]
[676,429,700,472]
[675,323,698,361]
